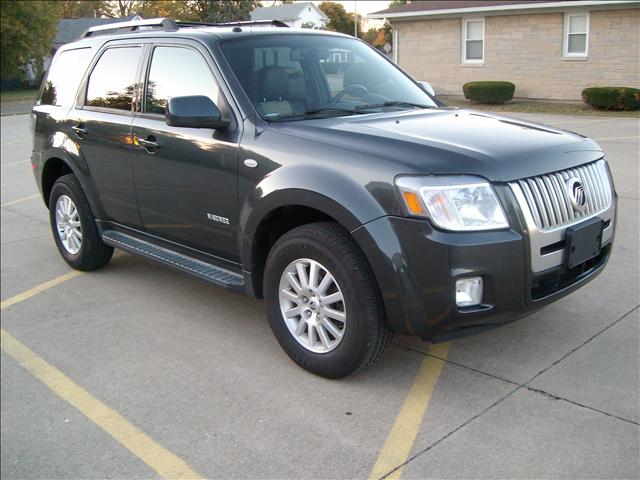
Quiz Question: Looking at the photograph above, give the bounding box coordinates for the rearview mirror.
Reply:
[165,95,229,130]
[418,81,435,97]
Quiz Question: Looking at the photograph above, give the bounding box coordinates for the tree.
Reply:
[133,1,192,19]
[59,1,109,18]
[1,1,62,81]
[185,0,261,23]
[388,0,409,7]
[318,1,361,37]
[362,27,377,44]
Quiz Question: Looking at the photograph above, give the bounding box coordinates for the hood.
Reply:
[272,108,604,182]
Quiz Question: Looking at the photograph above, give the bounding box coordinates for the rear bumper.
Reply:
[352,212,614,341]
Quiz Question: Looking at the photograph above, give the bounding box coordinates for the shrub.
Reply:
[582,86,640,111]
[463,81,516,104]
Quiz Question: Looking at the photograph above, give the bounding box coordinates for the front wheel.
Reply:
[49,174,113,271]
[264,222,392,378]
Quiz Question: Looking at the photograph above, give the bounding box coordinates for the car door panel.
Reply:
[68,44,143,228]
[132,118,239,261]
[132,42,240,263]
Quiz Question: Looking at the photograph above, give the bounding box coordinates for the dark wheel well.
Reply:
[42,158,73,207]
[251,205,336,298]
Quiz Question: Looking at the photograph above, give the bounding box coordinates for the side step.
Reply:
[102,230,244,291]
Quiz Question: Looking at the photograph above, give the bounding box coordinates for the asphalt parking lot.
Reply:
[1,111,639,479]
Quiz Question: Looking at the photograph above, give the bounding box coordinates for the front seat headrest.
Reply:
[257,66,289,101]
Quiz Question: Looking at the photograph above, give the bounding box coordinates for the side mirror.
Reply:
[165,95,229,129]
[418,81,435,97]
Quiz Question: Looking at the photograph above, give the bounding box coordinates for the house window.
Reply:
[564,13,589,57]
[463,18,484,63]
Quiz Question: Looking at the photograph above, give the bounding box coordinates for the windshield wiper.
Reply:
[264,107,366,122]
[355,101,434,111]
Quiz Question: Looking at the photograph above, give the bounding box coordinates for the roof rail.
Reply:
[176,20,290,28]
[79,18,290,39]
[80,18,178,39]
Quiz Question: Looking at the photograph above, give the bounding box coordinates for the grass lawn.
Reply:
[438,96,640,118]
[1,89,39,102]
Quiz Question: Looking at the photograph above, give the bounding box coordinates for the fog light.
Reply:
[456,277,483,307]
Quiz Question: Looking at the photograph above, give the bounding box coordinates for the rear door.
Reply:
[67,43,144,228]
[131,40,240,263]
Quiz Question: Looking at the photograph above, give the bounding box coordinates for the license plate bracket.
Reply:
[565,217,603,269]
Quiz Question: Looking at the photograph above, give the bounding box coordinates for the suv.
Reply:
[32,18,616,378]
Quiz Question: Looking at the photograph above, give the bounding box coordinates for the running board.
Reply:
[102,230,244,291]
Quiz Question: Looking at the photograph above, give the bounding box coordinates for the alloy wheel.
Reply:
[55,195,82,255]
[278,258,347,354]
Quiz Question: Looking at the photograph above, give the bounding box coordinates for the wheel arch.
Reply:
[39,153,101,217]
[41,156,74,207]
[245,199,352,299]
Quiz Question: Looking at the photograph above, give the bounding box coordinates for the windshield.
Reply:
[219,34,437,121]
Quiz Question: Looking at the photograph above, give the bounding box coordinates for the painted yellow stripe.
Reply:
[1,270,82,310]
[369,342,451,480]
[1,193,40,208]
[547,118,621,126]
[591,135,639,141]
[2,159,30,166]
[1,329,203,479]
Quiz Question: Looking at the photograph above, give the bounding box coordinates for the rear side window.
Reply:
[40,48,93,106]
[86,47,141,111]
[144,46,220,114]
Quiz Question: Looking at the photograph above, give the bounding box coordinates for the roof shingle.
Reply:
[53,16,139,47]
[372,1,594,16]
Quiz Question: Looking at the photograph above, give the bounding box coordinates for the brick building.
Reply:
[369,0,640,100]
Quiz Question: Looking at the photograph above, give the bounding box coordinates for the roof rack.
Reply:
[80,18,178,38]
[79,17,288,39]
[176,20,290,28]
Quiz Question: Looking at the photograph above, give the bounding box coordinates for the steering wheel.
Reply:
[330,84,369,104]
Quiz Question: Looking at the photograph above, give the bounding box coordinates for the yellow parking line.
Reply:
[548,118,621,126]
[1,329,203,479]
[1,193,40,208]
[1,270,82,310]
[591,135,639,141]
[2,159,30,166]
[369,342,451,480]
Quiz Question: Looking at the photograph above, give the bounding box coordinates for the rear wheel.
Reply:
[49,174,113,271]
[264,222,392,378]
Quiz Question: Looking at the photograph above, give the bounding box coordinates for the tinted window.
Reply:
[86,47,141,111]
[145,47,220,114]
[41,48,93,106]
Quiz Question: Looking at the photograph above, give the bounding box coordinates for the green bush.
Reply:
[463,81,516,104]
[582,86,640,111]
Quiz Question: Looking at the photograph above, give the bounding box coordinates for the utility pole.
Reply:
[354,0,358,37]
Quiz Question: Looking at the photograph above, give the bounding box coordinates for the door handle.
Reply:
[136,136,161,152]
[71,125,89,137]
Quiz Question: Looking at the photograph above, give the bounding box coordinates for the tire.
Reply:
[49,174,113,271]
[264,222,393,378]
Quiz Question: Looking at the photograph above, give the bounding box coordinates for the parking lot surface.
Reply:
[1,111,639,479]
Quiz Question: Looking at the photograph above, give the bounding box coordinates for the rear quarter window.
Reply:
[40,48,93,106]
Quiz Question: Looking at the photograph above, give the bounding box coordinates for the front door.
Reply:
[132,43,239,263]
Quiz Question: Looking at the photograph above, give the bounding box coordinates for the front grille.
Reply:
[514,159,612,231]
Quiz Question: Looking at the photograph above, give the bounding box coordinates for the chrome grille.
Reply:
[514,160,612,231]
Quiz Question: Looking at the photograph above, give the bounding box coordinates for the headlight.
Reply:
[396,176,509,231]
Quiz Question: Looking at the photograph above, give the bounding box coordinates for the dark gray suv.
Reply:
[31,18,616,378]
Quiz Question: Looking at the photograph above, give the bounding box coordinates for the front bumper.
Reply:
[352,192,615,341]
